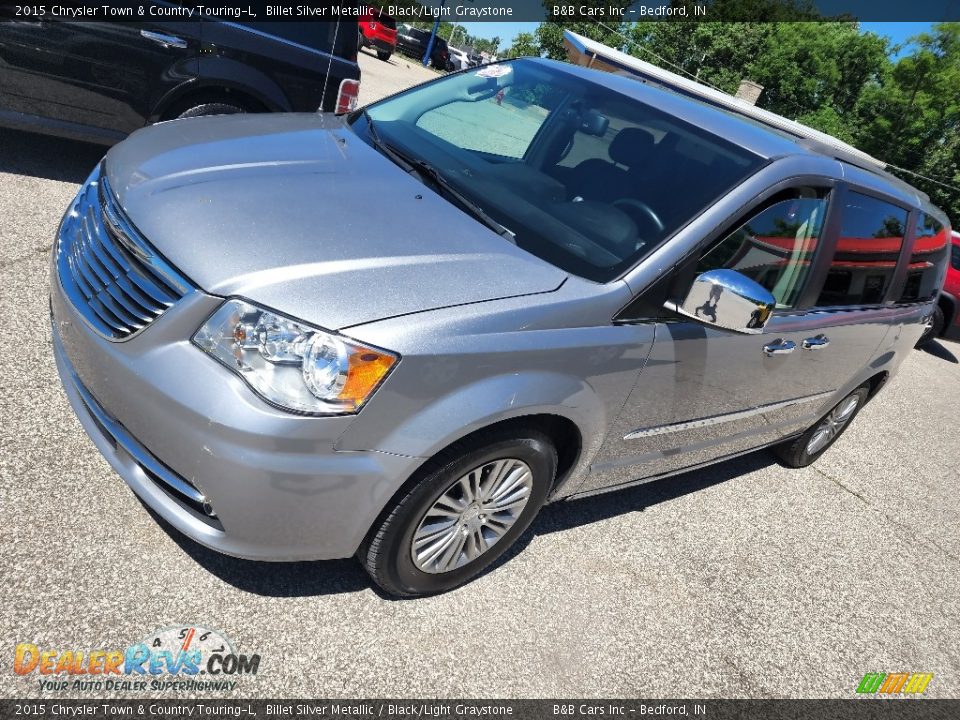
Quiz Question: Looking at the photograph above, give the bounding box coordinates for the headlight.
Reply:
[192,299,397,415]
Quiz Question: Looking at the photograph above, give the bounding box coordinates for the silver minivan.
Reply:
[51,58,952,596]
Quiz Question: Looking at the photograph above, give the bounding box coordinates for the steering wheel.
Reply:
[612,198,665,238]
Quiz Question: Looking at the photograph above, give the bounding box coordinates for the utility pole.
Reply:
[422,0,448,67]
[422,18,442,67]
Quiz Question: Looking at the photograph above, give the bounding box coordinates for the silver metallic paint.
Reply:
[50,59,946,561]
[103,112,566,331]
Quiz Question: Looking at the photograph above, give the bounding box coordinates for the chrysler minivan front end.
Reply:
[50,164,423,562]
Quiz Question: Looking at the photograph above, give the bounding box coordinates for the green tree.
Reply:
[855,23,960,220]
[470,36,501,56]
[629,22,774,93]
[744,23,888,120]
[504,32,541,59]
[915,133,960,223]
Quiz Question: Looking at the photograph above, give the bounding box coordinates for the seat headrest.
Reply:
[609,128,656,167]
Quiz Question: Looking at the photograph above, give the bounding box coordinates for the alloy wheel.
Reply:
[806,395,859,456]
[411,458,534,574]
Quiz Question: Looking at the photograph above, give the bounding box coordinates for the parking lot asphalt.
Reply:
[1,54,959,700]
[357,47,440,106]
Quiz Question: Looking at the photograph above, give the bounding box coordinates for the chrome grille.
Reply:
[56,166,193,340]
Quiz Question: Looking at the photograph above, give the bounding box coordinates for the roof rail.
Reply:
[792,138,926,201]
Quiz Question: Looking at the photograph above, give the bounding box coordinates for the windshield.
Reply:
[355,59,763,282]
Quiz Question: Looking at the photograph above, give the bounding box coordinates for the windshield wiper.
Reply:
[360,111,515,242]
[406,157,516,243]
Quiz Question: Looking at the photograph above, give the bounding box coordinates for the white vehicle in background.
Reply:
[447,47,471,71]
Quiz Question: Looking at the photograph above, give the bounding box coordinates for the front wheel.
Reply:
[359,427,556,597]
[377,50,392,61]
[773,385,869,468]
[175,102,246,119]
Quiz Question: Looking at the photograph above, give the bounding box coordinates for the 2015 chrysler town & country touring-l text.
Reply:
[51,58,952,597]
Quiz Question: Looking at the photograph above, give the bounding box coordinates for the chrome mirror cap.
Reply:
[668,269,776,335]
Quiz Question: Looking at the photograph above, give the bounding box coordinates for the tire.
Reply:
[377,50,392,61]
[360,427,557,597]
[773,385,870,468]
[175,102,246,120]
[916,305,945,348]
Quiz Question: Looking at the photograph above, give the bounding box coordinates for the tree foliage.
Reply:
[504,33,541,59]
[400,20,501,56]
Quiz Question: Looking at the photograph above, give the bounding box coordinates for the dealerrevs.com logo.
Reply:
[856,672,934,695]
[14,625,260,693]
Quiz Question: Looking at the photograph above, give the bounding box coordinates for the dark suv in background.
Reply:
[395,24,449,70]
[0,12,360,144]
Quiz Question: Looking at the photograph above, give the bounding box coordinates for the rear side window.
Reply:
[898,214,949,303]
[816,192,907,307]
[952,241,960,271]
[698,191,827,309]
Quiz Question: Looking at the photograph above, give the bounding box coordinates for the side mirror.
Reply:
[668,269,775,334]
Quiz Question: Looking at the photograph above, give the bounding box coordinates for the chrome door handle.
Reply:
[802,334,830,350]
[762,339,796,356]
[141,29,188,49]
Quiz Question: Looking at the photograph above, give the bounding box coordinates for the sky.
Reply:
[859,22,934,54]
[462,21,538,43]
[465,21,934,56]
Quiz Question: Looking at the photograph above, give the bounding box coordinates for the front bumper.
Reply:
[50,264,422,561]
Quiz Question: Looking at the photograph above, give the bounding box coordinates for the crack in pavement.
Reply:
[812,464,960,563]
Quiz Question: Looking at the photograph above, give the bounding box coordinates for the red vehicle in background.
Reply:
[358,7,397,62]
[921,230,960,346]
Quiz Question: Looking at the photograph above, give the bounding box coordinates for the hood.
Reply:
[104,113,566,330]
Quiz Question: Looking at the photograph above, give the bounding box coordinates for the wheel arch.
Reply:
[864,370,890,401]
[337,367,609,486]
[151,59,290,122]
[355,412,585,557]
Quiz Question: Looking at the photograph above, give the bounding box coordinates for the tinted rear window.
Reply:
[899,214,949,303]
[817,192,908,307]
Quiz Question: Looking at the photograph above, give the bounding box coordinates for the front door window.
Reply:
[697,191,828,309]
